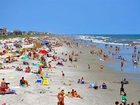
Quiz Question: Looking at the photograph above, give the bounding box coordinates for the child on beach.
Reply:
[121,93,127,105]
[100,64,104,70]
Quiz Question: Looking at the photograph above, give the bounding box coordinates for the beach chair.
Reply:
[42,78,49,85]
[36,79,42,84]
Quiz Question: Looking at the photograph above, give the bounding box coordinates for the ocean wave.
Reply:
[78,35,129,46]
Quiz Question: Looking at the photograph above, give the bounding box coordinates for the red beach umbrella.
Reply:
[39,49,48,55]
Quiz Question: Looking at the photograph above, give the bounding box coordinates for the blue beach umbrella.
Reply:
[32,63,39,67]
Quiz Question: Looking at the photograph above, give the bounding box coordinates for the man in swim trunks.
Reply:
[120,81,125,95]
[57,90,65,105]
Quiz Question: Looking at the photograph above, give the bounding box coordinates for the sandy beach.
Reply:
[0,35,140,105]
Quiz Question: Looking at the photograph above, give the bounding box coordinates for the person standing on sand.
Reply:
[61,71,65,77]
[120,81,125,95]
[57,90,65,105]
[88,64,90,70]
[121,61,124,71]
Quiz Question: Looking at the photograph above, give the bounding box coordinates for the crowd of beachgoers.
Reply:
[0,35,140,105]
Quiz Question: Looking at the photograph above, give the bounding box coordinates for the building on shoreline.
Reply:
[0,28,7,35]
[0,27,49,36]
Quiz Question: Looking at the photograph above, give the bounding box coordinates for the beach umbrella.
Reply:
[6,52,13,57]
[39,49,48,55]
[32,63,39,67]
[39,62,43,66]
[21,55,29,61]
[19,48,23,52]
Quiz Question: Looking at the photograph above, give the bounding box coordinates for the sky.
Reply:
[0,0,140,34]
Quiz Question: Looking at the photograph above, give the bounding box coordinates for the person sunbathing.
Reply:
[57,61,64,66]
[10,57,18,63]
[89,82,98,89]
[66,92,72,98]
[23,61,29,65]
[80,77,86,84]
[77,79,81,84]
[16,66,23,71]
[25,66,31,73]
[71,89,75,97]
[4,58,10,63]
[0,65,5,69]
[74,91,83,99]
[0,83,11,94]
[20,77,29,87]
[100,82,107,89]
[4,83,16,94]
[0,78,13,94]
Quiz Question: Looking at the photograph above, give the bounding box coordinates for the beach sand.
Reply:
[0,35,140,105]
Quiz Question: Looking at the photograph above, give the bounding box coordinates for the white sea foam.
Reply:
[79,35,129,46]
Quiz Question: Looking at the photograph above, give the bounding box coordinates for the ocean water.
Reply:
[68,34,140,75]
[78,34,140,45]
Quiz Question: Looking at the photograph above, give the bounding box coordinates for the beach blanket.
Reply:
[0,89,16,95]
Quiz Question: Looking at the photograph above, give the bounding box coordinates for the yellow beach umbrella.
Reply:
[39,62,43,66]
[6,53,13,57]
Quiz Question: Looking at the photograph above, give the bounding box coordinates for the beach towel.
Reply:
[0,89,16,95]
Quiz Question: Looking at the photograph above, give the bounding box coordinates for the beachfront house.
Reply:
[27,31,37,35]
[0,28,7,35]
[13,30,23,35]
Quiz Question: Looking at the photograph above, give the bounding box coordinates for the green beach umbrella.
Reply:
[39,62,43,66]
[21,55,29,61]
